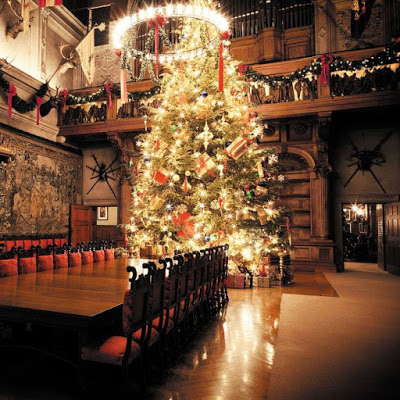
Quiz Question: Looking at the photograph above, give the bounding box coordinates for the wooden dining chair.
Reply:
[37,246,54,272]
[18,248,37,274]
[68,247,82,268]
[81,244,94,265]
[0,251,18,277]
[81,266,150,383]
[54,246,68,269]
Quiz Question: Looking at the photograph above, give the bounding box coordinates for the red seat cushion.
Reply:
[82,251,93,265]
[132,328,160,347]
[54,253,68,269]
[69,252,82,267]
[152,311,174,333]
[0,259,18,277]
[19,257,37,274]
[104,249,114,261]
[93,250,105,263]
[81,336,141,366]
[37,255,54,272]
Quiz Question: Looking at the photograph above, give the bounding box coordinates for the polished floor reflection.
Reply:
[0,272,336,400]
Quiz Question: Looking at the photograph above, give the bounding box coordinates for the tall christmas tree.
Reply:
[125,0,291,272]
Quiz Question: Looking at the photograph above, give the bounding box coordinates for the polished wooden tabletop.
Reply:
[0,257,138,322]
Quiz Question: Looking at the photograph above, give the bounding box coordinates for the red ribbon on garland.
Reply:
[320,53,333,87]
[238,64,249,76]
[183,176,188,194]
[105,83,114,109]
[219,43,224,93]
[60,89,68,114]
[36,96,43,125]
[7,85,16,117]
[219,31,231,93]
[147,14,166,78]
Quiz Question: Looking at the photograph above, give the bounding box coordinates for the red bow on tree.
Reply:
[320,53,333,87]
[36,96,43,125]
[7,85,17,117]
[238,64,249,76]
[147,14,166,78]
[59,89,69,114]
[114,48,122,58]
[172,212,195,238]
[105,83,114,109]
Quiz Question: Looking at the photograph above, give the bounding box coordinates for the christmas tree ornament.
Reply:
[204,235,210,242]
[182,176,191,193]
[172,173,180,182]
[199,122,214,150]
[152,167,170,185]
[201,91,209,98]
[258,180,266,187]
[185,170,191,177]
[226,137,253,159]
[225,140,232,148]
[210,232,219,242]
[195,153,217,179]
[171,124,178,132]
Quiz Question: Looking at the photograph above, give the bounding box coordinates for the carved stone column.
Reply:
[312,0,336,54]
[311,112,332,239]
[39,8,51,81]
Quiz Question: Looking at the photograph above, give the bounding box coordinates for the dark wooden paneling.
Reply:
[70,205,94,246]
[377,204,385,270]
[94,226,119,243]
[384,202,400,275]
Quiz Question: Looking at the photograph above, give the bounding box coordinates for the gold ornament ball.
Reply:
[185,171,191,177]
[224,202,232,211]
[172,174,180,182]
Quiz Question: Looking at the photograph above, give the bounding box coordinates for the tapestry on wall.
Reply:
[0,131,82,236]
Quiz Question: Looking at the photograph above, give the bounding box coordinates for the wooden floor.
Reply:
[0,272,337,400]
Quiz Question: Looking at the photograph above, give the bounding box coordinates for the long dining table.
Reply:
[0,257,146,362]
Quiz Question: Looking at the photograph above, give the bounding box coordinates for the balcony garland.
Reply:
[66,83,161,106]
[0,71,48,114]
[239,44,400,87]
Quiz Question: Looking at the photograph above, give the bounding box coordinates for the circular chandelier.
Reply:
[113,3,230,63]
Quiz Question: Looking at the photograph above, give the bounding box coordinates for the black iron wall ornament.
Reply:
[344,131,393,193]
[86,154,120,198]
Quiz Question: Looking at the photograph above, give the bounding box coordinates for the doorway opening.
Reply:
[342,203,382,264]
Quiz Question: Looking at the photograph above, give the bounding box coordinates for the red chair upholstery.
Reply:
[81,269,150,380]
[6,241,14,252]
[54,253,68,269]
[37,255,54,272]
[81,251,93,265]
[19,257,37,274]
[0,258,18,277]
[93,250,105,263]
[69,252,82,267]
[105,249,114,261]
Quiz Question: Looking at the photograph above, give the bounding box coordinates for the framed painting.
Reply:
[98,206,108,220]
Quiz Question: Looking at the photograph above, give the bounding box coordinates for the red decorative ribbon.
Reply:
[199,156,216,178]
[219,31,230,93]
[238,64,249,76]
[320,53,333,87]
[60,89,68,114]
[36,96,43,125]
[172,212,194,238]
[218,196,223,208]
[7,85,16,117]
[105,83,114,109]
[183,176,188,194]
[219,43,224,93]
[147,14,166,78]
[120,69,128,103]
[156,139,160,150]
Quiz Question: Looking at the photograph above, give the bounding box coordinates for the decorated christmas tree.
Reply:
[124,0,291,274]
